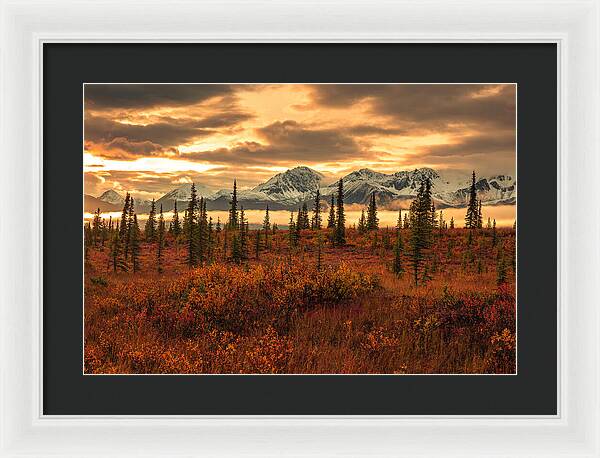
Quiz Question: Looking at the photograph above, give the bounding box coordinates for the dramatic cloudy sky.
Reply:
[84,83,516,200]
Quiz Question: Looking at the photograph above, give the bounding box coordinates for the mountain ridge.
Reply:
[85,166,516,213]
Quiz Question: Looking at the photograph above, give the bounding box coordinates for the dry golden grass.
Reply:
[84,227,516,374]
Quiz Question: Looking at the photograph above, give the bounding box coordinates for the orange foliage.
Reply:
[84,227,516,374]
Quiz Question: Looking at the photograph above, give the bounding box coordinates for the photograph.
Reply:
[83,83,516,375]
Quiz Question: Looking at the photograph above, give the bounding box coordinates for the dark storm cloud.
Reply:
[181,120,372,167]
[85,115,211,149]
[420,131,515,159]
[85,110,254,160]
[311,84,516,130]
[84,84,233,110]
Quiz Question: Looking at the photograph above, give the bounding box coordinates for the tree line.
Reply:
[85,171,513,284]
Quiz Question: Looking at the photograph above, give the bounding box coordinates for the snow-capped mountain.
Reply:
[251,166,323,204]
[87,166,515,214]
[321,168,515,208]
[99,189,125,206]
[156,182,214,211]
[94,189,152,212]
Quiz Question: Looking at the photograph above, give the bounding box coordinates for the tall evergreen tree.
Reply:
[92,208,102,247]
[170,200,181,237]
[298,202,310,229]
[327,195,336,228]
[230,232,242,264]
[145,198,157,241]
[196,197,208,264]
[366,192,379,230]
[157,205,165,273]
[403,213,410,229]
[397,208,403,232]
[186,183,198,267]
[125,198,135,263]
[477,199,483,228]
[335,179,346,245]
[357,209,367,234]
[449,216,455,229]
[312,189,322,230]
[110,230,127,272]
[228,179,239,229]
[119,193,131,246]
[492,218,497,246]
[84,222,92,262]
[465,171,478,229]
[130,214,141,273]
[408,178,434,286]
[262,205,271,249]
[239,206,248,260]
[288,212,297,248]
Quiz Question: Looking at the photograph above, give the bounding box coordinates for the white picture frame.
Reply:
[0,0,598,456]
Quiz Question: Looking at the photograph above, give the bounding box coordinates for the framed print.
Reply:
[1,0,599,457]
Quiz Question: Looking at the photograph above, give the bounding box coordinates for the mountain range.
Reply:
[84,166,516,213]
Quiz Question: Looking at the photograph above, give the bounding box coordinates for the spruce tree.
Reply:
[449,216,455,229]
[366,192,379,230]
[124,197,135,261]
[477,199,483,228]
[408,178,433,286]
[119,193,131,248]
[486,217,492,230]
[299,202,310,229]
[239,206,248,260]
[465,171,478,229]
[263,205,271,249]
[357,209,367,234]
[130,214,141,273]
[157,205,165,273]
[403,213,410,229]
[230,232,242,264]
[228,179,239,229]
[335,179,346,245]
[312,189,322,230]
[327,195,336,228]
[492,219,497,246]
[145,198,157,241]
[207,216,214,262]
[288,212,297,248]
[125,198,136,264]
[186,183,198,267]
[84,223,92,262]
[92,208,102,247]
[196,197,208,264]
[110,230,127,272]
[397,209,403,232]
[170,200,181,237]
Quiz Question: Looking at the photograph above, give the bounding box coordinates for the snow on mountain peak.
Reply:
[252,166,323,203]
[99,189,124,205]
